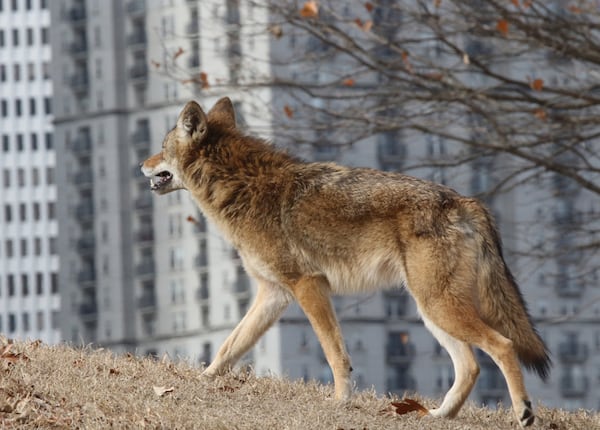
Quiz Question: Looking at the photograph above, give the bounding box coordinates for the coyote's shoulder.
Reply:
[142,98,550,428]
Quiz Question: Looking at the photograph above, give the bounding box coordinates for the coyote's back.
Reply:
[141,98,550,428]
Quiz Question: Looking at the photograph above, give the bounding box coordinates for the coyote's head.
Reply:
[140,97,235,194]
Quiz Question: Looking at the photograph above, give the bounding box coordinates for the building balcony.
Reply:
[76,235,96,254]
[233,273,251,296]
[129,63,148,81]
[136,261,155,277]
[72,170,94,188]
[558,342,589,364]
[127,32,147,48]
[134,195,153,211]
[377,140,406,166]
[387,376,417,393]
[138,293,156,312]
[186,21,199,34]
[560,374,589,398]
[79,302,98,319]
[188,54,200,69]
[71,134,92,156]
[65,4,87,25]
[195,254,208,268]
[131,124,151,146]
[555,282,585,298]
[126,0,146,16]
[196,285,210,302]
[386,343,416,364]
[75,201,94,222]
[77,269,96,286]
[135,228,154,243]
[69,73,89,95]
[69,41,88,58]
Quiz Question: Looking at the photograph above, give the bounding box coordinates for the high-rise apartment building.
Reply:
[0,0,60,344]
[48,0,599,411]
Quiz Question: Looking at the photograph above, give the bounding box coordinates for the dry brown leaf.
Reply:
[342,78,355,87]
[150,60,161,69]
[365,2,374,12]
[511,0,520,7]
[199,72,209,89]
[153,386,174,397]
[531,78,544,91]
[534,108,547,121]
[496,18,509,36]
[268,24,283,38]
[283,105,294,118]
[354,18,373,32]
[173,47,185,60]
[299,1,318,18]
[390,398,429,417]
[568,5,582,14]
[1,344,29,363]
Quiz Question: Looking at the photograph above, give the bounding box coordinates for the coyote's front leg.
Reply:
[291,275,352,400]
[203,282,292,377]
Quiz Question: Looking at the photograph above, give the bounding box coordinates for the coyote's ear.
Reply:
[177,101,208,141]
[208,97,236,128]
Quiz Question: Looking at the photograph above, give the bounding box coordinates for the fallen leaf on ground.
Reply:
[153,386,174,397]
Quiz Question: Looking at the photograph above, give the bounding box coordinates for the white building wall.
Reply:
[0,0,60,344]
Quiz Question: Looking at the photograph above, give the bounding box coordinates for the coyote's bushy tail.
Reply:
[465,199,551,380]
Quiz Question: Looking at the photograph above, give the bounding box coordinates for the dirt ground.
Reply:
[0,338,597,429]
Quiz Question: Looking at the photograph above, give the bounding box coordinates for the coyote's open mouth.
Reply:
[151,171,173,190]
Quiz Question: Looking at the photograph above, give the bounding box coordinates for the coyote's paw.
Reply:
[389,398,429,417]
[517,400,535,427]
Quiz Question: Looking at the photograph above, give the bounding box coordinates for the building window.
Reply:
[31,133,38,150]
[35,272,43,294]
[36,311,44,331]
[1,99,8,117]
[46,167,54,184]
[42,62,50,79]
[22,313,30,332]
[27,62,35,80]
[34,237,41,255]
[20,238,27,256]
[43,97,51,114]
[26,0,32,11]
[12,29,19,47]
[2,134,8,152]
[47,201,55,219]
[0,64,6,81]
[4,204,11,222]
[13,63,20,81]
[19,202,26,221]
[16,134,23,151]
[29,98,36,115]
[3,169,10,187]
[0,30,4,47]
[18,167,25,186]
[50,273,58,294]
[15,98,22,116]
[45,132,52,149]
[8,314,16,333]
[21,274,29,296]
[27,28,33,45]
[41,28,49,44]
[32,169,39,186]
[49,237,57,255]
[7,274,15,296]
[11,0,17,11]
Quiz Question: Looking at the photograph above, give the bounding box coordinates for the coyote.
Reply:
[141,98,550,427]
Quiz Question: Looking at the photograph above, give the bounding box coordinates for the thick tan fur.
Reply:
[141,98,550,427]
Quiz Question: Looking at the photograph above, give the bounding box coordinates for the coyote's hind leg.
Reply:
[421,315,480,419]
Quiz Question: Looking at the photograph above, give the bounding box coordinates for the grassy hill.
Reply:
[0,337,597,429]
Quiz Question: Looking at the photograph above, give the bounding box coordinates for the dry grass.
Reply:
[0,338,597,429]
